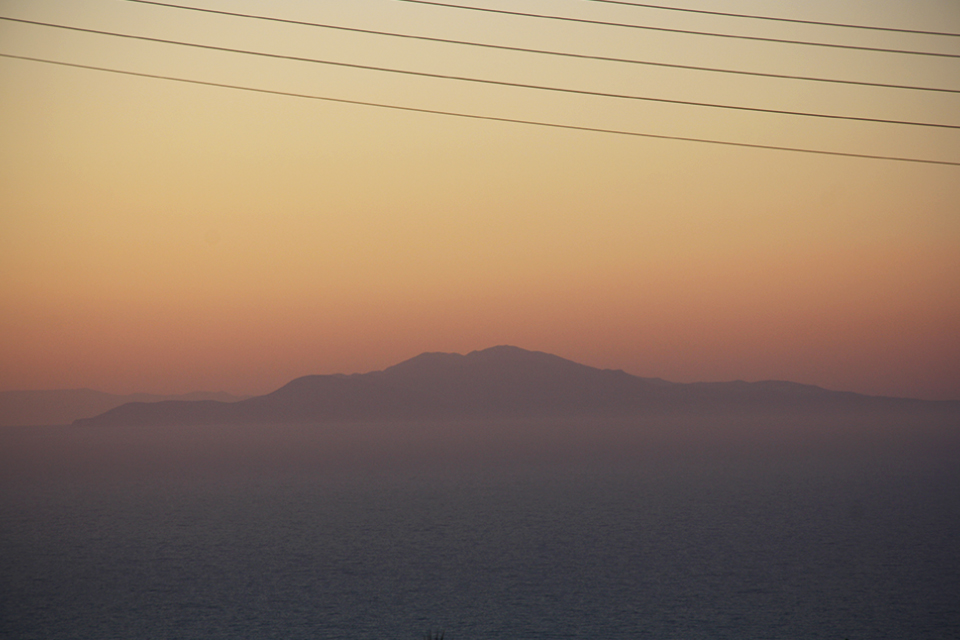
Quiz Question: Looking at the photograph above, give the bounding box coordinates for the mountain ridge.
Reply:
[66,346,958,428]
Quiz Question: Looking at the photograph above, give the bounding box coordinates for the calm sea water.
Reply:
[1,419,958,639]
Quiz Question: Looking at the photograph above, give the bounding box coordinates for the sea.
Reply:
[1,416,958,639]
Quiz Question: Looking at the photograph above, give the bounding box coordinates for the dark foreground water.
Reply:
[1,417,958,639]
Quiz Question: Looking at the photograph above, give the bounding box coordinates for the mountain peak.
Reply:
[465,345,573,363]
[467,345,538,357]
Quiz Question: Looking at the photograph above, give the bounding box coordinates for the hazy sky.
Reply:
[1,0,958,399]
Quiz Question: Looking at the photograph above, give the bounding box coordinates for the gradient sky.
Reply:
[1,0,958,400]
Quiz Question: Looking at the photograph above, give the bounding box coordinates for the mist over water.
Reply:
[2,416,959,639]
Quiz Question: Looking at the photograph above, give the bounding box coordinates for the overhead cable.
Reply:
[121,1,960,95]
[4,18,957,130]
[1,53,956,167]
[395,0,960,59]
[585,0,960,38]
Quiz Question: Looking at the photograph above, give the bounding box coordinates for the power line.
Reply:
[123,0,960,95]
[585,0,960,38]
[395,0,960,59]
[4,17,957,131]
[1,53,956,167]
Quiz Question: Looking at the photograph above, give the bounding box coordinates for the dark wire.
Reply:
[1,53,956,167]
[584,0,960,38]
[3,17,957,130]
[122,1,960,95]
[395,0,960,59]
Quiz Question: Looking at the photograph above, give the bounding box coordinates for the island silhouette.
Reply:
[71,346,956,427]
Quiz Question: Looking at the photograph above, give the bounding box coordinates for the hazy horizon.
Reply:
[3,344,959,401]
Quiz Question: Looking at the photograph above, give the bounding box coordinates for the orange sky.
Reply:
[1,0,959,400]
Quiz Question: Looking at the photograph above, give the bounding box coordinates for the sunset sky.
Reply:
[1,0,958,400]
